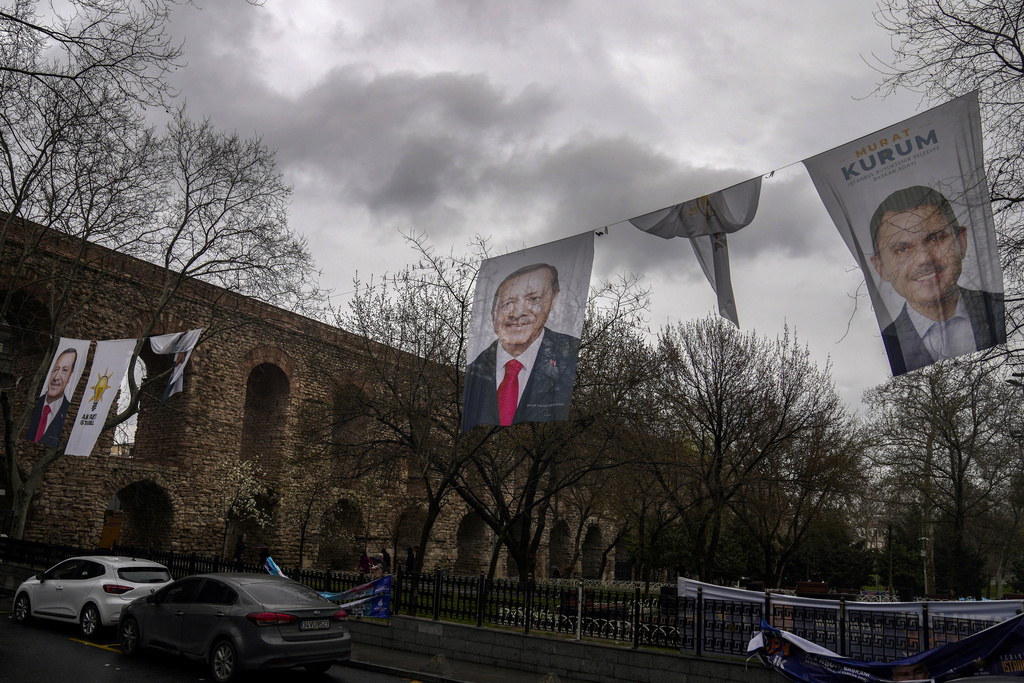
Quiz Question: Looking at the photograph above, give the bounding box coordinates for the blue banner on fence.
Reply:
[321,575,391,619]
[748,614,1024,682]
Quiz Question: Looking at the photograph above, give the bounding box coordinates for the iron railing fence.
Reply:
[0,536,1008,659]
[683,585,1020,662]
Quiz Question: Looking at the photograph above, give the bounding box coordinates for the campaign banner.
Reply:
[803,92,1005,376]
[462,232,594,431]
[66,339,136,456]
[149,328,202,403]
[749,614,1024,682]
[629,176,762,326]
[322,575,392,618]
[24,338,91,449]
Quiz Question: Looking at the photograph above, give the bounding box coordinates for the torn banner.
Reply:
[628,176,762,327]
[748,613,1024,682]
[322,575,392,619]
[149,328,202,403]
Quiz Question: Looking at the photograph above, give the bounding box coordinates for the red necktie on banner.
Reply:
[497,359,523,426]
[34,404,51,442]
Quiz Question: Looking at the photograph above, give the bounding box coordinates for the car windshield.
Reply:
[244,580,332,608]
[118,567,171,583]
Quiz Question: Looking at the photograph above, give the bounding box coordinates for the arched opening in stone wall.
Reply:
[316,498,364,570]
[548,519,571,578]
[240,363,290,477]
[581,525,603,580]
[454,511,489,576]
[115,480,173,549]
[394,505,425,571]
[224,489,277,562]
[614,536,633,581]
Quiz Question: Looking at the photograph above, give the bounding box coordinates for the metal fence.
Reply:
[683,584,1020,662]
[0,536,1008,659]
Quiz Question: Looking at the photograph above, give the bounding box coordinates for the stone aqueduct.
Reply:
[1,222,623,578]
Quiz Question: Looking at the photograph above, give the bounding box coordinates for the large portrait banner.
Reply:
[24,338,91,448]
[803,92,1006,376]
[462,232,594,432]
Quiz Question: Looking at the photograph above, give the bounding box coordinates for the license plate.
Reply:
[300,619,330,631]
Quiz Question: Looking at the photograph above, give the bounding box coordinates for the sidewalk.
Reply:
[349,641,587,683]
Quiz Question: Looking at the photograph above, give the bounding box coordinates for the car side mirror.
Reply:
[146,594,160,604]
[35,573,45,582]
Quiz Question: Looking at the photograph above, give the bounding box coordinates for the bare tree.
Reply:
[865,360,1019,594]
[335,234,491,570]
[652,317,849,582]
[729,415,866,587]
[0,3,321,538]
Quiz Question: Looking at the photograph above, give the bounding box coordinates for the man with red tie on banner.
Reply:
[462,233,594,432]
[25,339,91,449]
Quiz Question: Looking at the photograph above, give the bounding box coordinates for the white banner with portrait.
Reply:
[803,92,1005,376]
[24,338,91,449]
[462,232,594,431]
[150,328,202,403]
[66,339,136,456]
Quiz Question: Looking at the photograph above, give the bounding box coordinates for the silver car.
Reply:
[13,555,172,638]
[118,573,351,682]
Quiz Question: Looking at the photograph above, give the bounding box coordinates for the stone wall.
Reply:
[1,218,614,579]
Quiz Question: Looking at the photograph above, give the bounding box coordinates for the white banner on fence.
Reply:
[678,577,1024,621]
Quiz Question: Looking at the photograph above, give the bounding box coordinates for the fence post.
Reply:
[576,581,583,641]
[476,574,485,628]
[839,596,847,657]
[922,602,930,653]
[432,570,442,621]
[394,569,403,614]
[696,586,703,657]
[524,577,533,635]
[632,583,642,649]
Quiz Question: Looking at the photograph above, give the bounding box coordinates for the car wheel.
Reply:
[79,603,101,639]
[119,616,141,656]
[304,663,332,674]
[210,639,238,683]
[13,593,31,624]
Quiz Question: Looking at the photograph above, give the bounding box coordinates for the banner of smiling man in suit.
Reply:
[24,338,91,449]
[462,232,594,432]
[804,91,1005,376]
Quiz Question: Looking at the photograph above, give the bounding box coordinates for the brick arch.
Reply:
[107,476,177,550]
[454,510,491,576]
[316,497,365,570]
[581,523,604,580]
[238,345,298,395]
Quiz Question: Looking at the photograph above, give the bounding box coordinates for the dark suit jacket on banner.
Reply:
[25,395,71,448]
[882,287,1006,375]
[463,328,580,431]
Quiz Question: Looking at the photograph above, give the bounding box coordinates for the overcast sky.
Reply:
[160,0,930,414]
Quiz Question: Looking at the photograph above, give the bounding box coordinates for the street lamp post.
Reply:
[920,536,928,596]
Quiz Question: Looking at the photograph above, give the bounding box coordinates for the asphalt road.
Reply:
[0,609,414,683]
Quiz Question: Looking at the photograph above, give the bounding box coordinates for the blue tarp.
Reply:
[748,613,1024,682]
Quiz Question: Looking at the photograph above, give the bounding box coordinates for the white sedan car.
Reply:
[13,555,172,638]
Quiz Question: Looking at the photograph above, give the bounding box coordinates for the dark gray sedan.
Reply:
[118,573,351,682]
